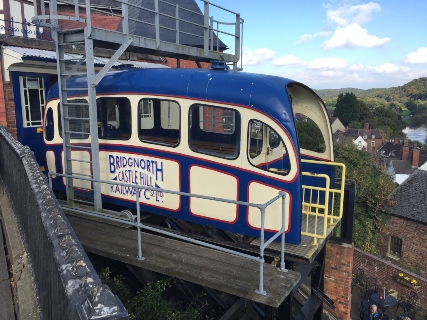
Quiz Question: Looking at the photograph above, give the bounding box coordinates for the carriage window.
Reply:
[247,120,290,176]
[249,121,263,158]
[138,98,180,146]
[189,104,240,159]
[97,98,131,140]
[45,107,54,141]
[58,99,90,139]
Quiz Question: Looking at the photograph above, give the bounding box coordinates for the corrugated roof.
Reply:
[4,46,169,69]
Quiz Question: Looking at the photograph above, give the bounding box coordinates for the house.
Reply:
[337,123,383,152]
[379,137,427,184]
[329,116,346,134]
[376,162,427,275]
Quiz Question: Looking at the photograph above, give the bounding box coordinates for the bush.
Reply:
[100,268,202,320]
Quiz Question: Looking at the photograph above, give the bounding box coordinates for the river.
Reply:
[402,126,427,144]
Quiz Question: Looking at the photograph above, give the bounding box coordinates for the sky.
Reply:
[203,0,427,90]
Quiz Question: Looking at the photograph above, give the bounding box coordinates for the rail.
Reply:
[49,172,288,296]
[301,160,346,244]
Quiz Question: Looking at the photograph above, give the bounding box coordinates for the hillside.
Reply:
[315,77,427,104]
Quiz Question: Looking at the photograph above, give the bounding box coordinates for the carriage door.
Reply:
[13,73,49,171]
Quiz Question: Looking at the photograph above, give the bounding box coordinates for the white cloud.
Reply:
[326,2,381,27]
[242,48,275,66]
[404,48,427,64]
[322,23,390,49]
[349,63,366,71]
[373,63,403,73]
[306,57,347,69]
[273,55,301,66]
[296,31,332,43]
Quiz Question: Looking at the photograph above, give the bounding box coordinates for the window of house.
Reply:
[20,76,45,127]
[58,99,90,139]
[371,141,375,147]
[138,98,180,146]
[389,236,402,258]
[189,104,240,159]
[372,135,375,139]
[97,97,131,140]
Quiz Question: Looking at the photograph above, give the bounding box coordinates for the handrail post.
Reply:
[175,4,179,44]
[255,207,267,296]
[122,0,129,34]
[280,193,287,272]
[234,13,241,70]
[154,0,160,48]
[136,188,145,260]
[203,0,209,57]
[85,0,91,30]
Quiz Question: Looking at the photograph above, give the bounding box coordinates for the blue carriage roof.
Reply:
[47,68,320,136]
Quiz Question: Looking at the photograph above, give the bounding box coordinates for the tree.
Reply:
[334,141,395,252]
[296,120,325,152]
[333,92,359,126]
[373,106,399,132]
[357,99,371,122]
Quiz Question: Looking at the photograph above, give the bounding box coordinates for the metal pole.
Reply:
[256,207,267,295]
[154,0,160,48]
[281,193,287,272]
[234,13,241,70]
[203,1,209,57]
[175,4,179,44]
[122,0,129,34]
[136,188,144,260]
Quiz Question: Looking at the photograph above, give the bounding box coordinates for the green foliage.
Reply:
[99,268,202,320]
[357,99,371,122]
[296,120,325,152]
[334,142,394,252]
[333,92,359,126]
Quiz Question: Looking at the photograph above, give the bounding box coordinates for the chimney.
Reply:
[412,147,420,168]
[403,137,408,147]
[402,145,410,161]
[394,137,399,144]
[364,123,369,130]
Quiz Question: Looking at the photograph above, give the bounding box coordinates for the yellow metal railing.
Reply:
[301,160,346,244]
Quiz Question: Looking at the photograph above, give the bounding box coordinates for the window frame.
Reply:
[188,103,240,160]
[19,75,46,128]
[137,98,181,147]
[388,235,402,259]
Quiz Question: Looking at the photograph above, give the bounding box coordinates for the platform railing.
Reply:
[301,160,346,244]
[31,0,243,66]
[48,172,287,296]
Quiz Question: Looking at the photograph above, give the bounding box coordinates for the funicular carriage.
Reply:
[43,67,345,246]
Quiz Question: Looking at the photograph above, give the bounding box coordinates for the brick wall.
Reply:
[165,59,210,69]
[354,247,427,308]
[4,78,16,138]
[324,241,354,320]
[377,216,427,275]
[0,64,6,128]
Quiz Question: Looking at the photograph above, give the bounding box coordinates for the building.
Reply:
[379,137,427,184]
[334,123,383,152]
[376,162,427,275]
[329,116,346,134]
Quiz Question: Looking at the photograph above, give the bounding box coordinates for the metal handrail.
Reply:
[300,160,346,244]
[31,0,243,67]
[49,171,287,295]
